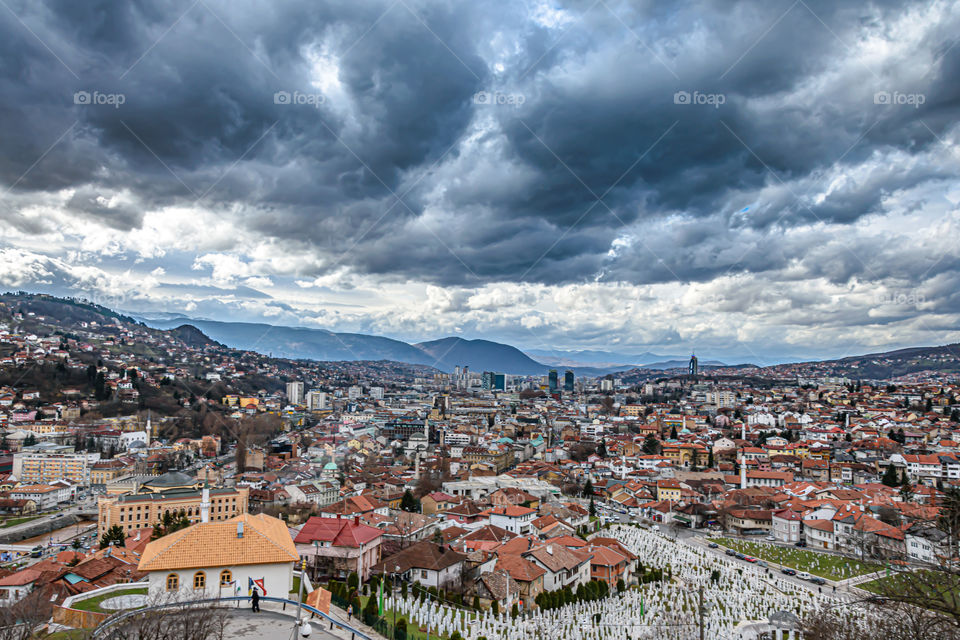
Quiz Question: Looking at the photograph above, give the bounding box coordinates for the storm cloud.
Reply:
[0,0,959,359]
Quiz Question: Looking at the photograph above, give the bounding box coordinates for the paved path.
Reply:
[225,609,341,640]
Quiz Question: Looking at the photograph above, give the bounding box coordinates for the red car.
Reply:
[744,556,758,563]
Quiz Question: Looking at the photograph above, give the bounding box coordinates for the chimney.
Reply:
[134,530,141,541]
[237,521,244,538]
[354,516,359,526]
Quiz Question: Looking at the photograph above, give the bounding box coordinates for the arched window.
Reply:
[219,570,232,586]
[166,574,179,591]
[193,571,206,590]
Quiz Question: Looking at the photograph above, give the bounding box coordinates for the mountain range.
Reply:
[141,316,704,376]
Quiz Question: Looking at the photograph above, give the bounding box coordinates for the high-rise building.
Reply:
[286,381,305,405]
[688,354,699,377]
[370,387,384,400]
[548,370,558,393]
[493,373,506,391]
[563,370,575,392]
[482,371,495,390]
[348,386,362,400]
[306,390,328,411]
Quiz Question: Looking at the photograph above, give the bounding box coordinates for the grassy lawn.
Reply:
[351,593,478,640]
[859,569,958,599]
[709,537,881,580]
[0,515,41,528]
[41,630,89,639]
[69,587,148,614]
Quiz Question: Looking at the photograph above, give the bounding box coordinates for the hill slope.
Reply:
[147,318,435,365]
[415,337,549,375]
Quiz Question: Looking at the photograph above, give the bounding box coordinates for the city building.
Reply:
[294,515,383,581]
[97,484,250,537]
[12,451,98,486]
[138,513,297,600]
[286,381,305,405]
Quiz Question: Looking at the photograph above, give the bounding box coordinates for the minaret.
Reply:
[739,449,747,489]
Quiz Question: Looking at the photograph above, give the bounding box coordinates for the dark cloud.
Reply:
[0,0,957,291]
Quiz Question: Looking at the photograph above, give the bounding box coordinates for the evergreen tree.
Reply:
[881,464,899,487]
[583,479,594,498]
[589,497,596,517]
[899,474,914,503]
[400,489,420,513]
[491,600,499,616]
[707,449,714,468]
[642,434,660,455]
[99,524,126,549]
[669,426,678,440]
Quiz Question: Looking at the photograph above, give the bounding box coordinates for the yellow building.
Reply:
[90,459,135,485]
[97,485,250,538]
[656,479,682,501]
[15,452,90,485]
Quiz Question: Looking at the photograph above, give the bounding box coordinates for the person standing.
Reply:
[251,587,260,613]
[347,603,353,621]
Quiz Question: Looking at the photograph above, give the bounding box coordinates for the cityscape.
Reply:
[0,1,959,640]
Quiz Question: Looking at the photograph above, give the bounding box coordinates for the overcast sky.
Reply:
[0,0,958,362]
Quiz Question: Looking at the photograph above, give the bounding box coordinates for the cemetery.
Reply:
[370,525,879,639]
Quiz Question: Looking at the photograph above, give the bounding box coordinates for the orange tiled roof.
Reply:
[138,513,298,572]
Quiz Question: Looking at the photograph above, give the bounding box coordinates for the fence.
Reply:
[91,595,374,640]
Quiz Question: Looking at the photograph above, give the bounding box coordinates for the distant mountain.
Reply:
[146,317,435,366]
[638,359,727,369]
[525,349,684,366]
[415,337,549,375]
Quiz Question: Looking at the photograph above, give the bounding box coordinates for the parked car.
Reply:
[744,556,758,563]
[781,568,797,576]
[725,549,736,556]
[796,571,811,580]
[809,577,826,585]
[765,535,776,541]
[708,542,719,549]
[794,540,807,547]
[757,560,768,568]
[735,553,746,560]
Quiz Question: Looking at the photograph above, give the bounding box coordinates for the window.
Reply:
[166,574,179,591]
[193,571,206,590]
[220,570,232,586]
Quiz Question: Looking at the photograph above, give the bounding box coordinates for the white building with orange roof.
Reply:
[137,513,298,601]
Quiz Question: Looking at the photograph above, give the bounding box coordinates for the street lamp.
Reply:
[393,564,401,637]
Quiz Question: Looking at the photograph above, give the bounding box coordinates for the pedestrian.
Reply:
[251,587,260,613]
[348,603,353,621]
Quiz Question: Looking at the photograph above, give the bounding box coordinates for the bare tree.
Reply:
[0,591,54,640]
[97,595,230,640]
